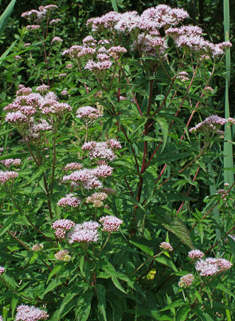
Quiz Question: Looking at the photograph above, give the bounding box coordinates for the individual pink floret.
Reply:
[15,305,49,321]
[99,215,123,232]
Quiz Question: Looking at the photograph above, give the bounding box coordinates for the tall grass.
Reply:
[223,0,234,188]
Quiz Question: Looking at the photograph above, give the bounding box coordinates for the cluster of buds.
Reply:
[160,242,173,252]
[0,266,5,274]
[1,158,21,167]
[82,139,121,161]
[55,249,71,261]
[76,106,101,120]
[64,162,83,171]
[99,215,123,232]
[15,305,49,321]
[178,274,195,288]
[32,244,44,252]
[52,219,75,239]
[57,194,81,207]
[86,192,108,207]
[0,170,18,184]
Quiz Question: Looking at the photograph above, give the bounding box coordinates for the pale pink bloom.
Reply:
[51,36,63,44]
[66,63,73,69]
[227,117,235,125]
[52,219,75,239]
[50,18,61,25]
[178,274,194,288]
[204,86,213,92]
[224,183,230,187]
[86,192,108,207]
[190,115,228,134]
[217,258,233,271]
[55,249,70,261]
[44,4,58,10]
[160,242,173,251]
[59,73,67,78]
[92,164,113,178]
[61,90,68,95]
[0,266,5,274]
[83,36,96,43]
[57,194,81,207]
[188,250,204,259]
[36,84,49,93]
[26,25,40,30]
[21,9,39,19]
[64,162,83,171]
[76,106,101,120]
[99,215,123,232]
[0,316,3,321]
[16,305,49,321]
[97,53,110,61]
[32,244,43,252]
[24,43,31,47]
[68,221,100,244]
[16,86,32,96]
[195,257,232,276]
[85,59,112,71]
[14,55,22,60]
[106,139,122,150]
[0,171,18,184]
[77,47,96,58]
[82,141,116,161]
[20,106,37,116]
[1,159,14,167]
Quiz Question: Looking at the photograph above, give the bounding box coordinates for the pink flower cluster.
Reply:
[67,221,100,244]
[188,249,204,259]
[99,215,123,232]
[195,257,232,276]
[190,115,230,135]
[52,219,75,239]
[4,86,72,137]
[64,162,83,171]
[0,170,18,184]
[0,316,3,321]
[178,274,194,288]
[160,242,173,252]
[1,158,21,167]
[63,165,113,190]
[86,192,108,207]
[55,249,70,261]
[178,71,189,81]
[76,106,101,120]
[32,244,44,252]
[82,140,121,161]
[0,266,5,274]
[51,37,63,44]
[15,305,49,321]
[57,194,81,207]
[21,4,58,23]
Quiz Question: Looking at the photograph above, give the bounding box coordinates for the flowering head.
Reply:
[32,244,44,252]
[52,219,75,239]
[99,215,123,232]
[178,274,194,288]
[15,305,49,321]
[188,250,204,260]
[0,266,5,275]
[67,221,100,244]
[160,242,173,252]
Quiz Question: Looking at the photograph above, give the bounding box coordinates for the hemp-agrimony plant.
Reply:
[0,4,234,321]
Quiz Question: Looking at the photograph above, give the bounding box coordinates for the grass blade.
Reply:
[223,0,234,188]
[110,0,118,12]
